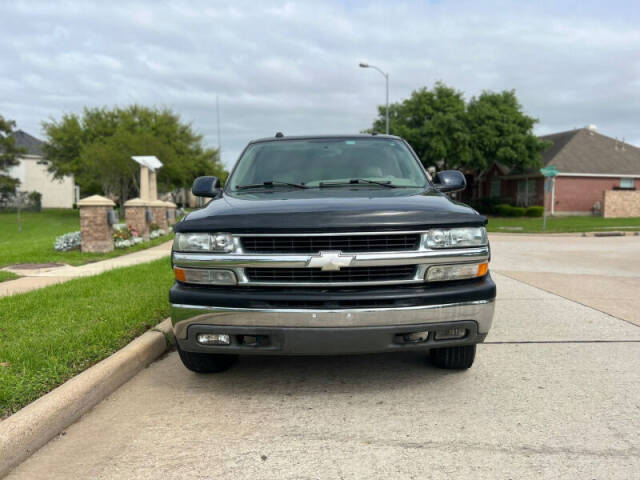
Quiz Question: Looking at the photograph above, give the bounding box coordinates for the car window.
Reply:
[229,138,427,189]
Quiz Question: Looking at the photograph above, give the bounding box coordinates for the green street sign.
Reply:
[540,165,559,177]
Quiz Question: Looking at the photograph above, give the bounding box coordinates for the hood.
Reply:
[176,188,485,233]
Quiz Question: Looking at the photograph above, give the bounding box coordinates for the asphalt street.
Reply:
[7,234,640,479]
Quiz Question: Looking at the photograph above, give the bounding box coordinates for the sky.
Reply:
[1,0,639,168]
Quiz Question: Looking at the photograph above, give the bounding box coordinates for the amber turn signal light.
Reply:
[174,267,186,282]
[477,262,489,277]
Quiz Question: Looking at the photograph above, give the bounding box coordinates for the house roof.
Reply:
[537,128,640,176]
[489,127,640,178]
[11,130,45,156]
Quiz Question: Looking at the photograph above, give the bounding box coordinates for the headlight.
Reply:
[424,227,487,249]
[173,232,235,252]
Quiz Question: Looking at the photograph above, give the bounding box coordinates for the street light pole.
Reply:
[359,62,389,134]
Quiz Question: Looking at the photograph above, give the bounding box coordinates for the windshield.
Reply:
[228,138,428,190]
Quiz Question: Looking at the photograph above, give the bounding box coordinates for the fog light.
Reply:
[403,331,429,343]
[426,262,488,282]
[197,333,231,345]
[435,327,467,340]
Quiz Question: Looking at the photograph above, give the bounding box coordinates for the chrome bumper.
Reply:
[171,299,495,340]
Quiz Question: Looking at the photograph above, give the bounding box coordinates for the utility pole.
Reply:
[359,62,390,134]
[216,95,222,163]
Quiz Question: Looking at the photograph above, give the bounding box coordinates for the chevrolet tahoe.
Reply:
[170,134,496,373]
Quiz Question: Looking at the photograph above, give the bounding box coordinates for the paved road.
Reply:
[490,233,640,327]
[8,235,640,479]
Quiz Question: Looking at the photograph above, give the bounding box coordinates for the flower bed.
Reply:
[53,231,82,252]
[114,224,171,248]
[52,225,172,252]
[114,224,141,248]
[150,228,167,239]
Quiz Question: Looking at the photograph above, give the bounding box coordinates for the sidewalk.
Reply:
[0,241,173,297]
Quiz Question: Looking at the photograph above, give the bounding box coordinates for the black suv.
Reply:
[170,134,495,372]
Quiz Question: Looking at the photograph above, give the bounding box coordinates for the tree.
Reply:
[0,115,26,196]
[368,83,549,172]
[371,83,470,170]
[466,90,551,172]
[42,105,226,203]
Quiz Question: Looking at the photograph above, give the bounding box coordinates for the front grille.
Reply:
[240,234,420,254]
[245,265,417,283]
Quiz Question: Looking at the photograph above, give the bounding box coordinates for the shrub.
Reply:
[28,191,42,212]
[495,204,530,217]
[149,222,160,232]
[526,206,544,217]
[495,204,514,217]
[53,231,82,251]
[469,197,503,215]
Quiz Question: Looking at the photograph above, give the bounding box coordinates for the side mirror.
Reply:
[433,170,466,193]
[192,176,220,198]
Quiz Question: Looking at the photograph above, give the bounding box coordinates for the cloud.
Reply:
[1,0,638,167]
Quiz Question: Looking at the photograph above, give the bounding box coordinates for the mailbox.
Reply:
[106,209,119,225]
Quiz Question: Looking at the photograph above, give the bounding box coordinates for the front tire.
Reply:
[430,345,476,369]
[176,343,237,373]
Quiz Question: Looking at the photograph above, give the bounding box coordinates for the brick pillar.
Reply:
[163,201,178,226]
[78,195,115,253]
[149,200,168,230]
[124,198,150,240]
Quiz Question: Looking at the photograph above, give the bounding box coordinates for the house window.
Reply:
[527,179,536,195]
[516,178,537,206]
[490,177,501,197]
[620,178,634,189]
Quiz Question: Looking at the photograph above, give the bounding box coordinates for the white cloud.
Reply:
[1,0,638,168]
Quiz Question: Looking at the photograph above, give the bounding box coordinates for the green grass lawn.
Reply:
[0,271,19,283]
[0,209,172,268]
[486,215,640,233]
[0,258,174,418]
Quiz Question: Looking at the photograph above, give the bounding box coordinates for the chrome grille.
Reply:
[240,233,420,254]
[245,265,417,283]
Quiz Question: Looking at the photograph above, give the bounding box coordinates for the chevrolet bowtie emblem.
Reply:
[306,251,354,271]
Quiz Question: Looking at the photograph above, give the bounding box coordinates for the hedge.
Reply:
[494,204,542,217]
[525,206,544,217]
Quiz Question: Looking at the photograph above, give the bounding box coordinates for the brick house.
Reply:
[473,126,640,215]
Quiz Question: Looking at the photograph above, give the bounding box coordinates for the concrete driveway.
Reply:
[8,235,640,479]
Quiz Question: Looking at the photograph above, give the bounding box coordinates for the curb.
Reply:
[584,231,639,237]
[0,318,174,478]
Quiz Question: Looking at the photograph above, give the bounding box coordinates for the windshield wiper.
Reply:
[319,179,397,188]
[236,180,308,190]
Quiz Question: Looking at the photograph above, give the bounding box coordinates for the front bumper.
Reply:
[176,320,487,356]
[171,276,495,355]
